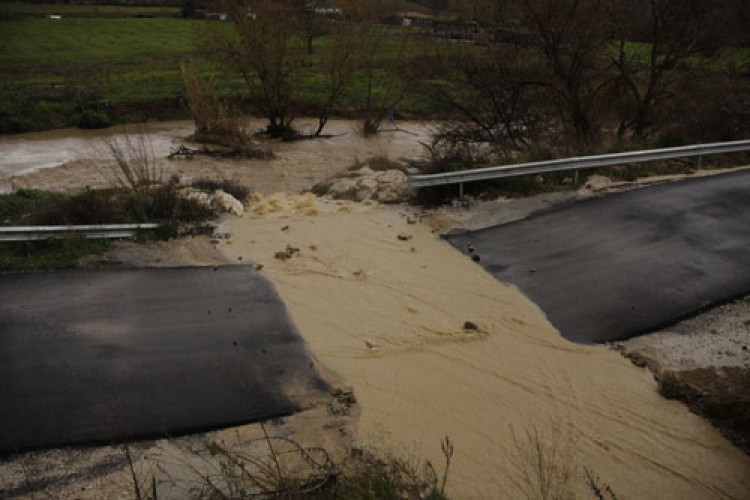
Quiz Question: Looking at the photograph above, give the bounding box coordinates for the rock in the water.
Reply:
[359,178,379,190]
[183,189,213,208]
[312,162,411,203]
[214,189,244,216]
[274,251,292,261]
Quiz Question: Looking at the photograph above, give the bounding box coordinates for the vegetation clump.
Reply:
[0,185,215,270]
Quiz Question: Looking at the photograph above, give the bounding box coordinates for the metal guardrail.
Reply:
[408,140,750,196]
[0,224,159,242]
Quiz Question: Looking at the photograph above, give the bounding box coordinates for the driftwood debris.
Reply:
[167,144,272,160]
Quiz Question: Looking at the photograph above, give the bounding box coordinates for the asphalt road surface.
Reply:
[447,170,750,343]
[0,266,328,454]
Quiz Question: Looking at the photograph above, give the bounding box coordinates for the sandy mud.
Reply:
[214,194,750,499]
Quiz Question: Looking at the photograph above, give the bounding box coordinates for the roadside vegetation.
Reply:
[165,436,454,499]
[119,427,616,499]
[0,131,253,271]
[0,184,212,270]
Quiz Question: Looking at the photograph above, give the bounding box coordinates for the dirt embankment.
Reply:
[615,298,750,455]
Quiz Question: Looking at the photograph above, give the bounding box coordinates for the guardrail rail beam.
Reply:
[408,139,750,192]
[0,224,160,242]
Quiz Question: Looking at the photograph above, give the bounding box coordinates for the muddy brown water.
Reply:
[0,119,434,194]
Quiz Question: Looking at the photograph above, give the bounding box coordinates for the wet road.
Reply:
[447,170,750,343]
[0,266,328,454]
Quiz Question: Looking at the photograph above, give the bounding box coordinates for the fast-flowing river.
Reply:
[0,119,433,194]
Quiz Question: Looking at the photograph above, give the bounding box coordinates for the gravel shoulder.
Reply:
[614,298,750,454]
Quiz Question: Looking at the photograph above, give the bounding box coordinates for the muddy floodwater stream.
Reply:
[0,119,433,194]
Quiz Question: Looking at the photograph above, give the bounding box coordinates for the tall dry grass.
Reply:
[100,129,162,191]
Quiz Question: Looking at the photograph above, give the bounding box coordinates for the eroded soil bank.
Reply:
[616,297,750,455]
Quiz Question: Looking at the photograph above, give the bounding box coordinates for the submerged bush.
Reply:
[75,109,112,129]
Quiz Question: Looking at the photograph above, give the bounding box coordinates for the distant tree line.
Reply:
[186,0,748,155]
[412,0,750,166]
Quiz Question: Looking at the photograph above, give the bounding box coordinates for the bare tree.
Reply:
[608,0,715,139]
[296,0,331,55]
[202,0,302,137]
[311,0,366,136]
[518,0,613,148]
[427,44,544,159]
[358,22,413,136]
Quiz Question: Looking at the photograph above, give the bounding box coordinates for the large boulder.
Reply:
[312,164,412,204]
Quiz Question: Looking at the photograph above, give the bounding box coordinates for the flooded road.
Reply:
[222,197,750,499]
[0,119,433,194]
[4,119,748,499]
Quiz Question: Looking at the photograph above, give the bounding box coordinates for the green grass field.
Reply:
[0,17,203,130]
[0,16,746,134]
[0,17,443,132]
[0,1,180,16]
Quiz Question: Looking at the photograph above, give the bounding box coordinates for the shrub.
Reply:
[100,130,163,191]
[0,236,111,271]
[181,63,254,148]
[0,189,52,223]
[75,109,112,129]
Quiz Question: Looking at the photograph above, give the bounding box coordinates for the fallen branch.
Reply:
[167,144,272,160]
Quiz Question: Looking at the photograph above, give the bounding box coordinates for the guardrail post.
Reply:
[694,155,702,171]
[573,169,579,187]
[459,182,464,199]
